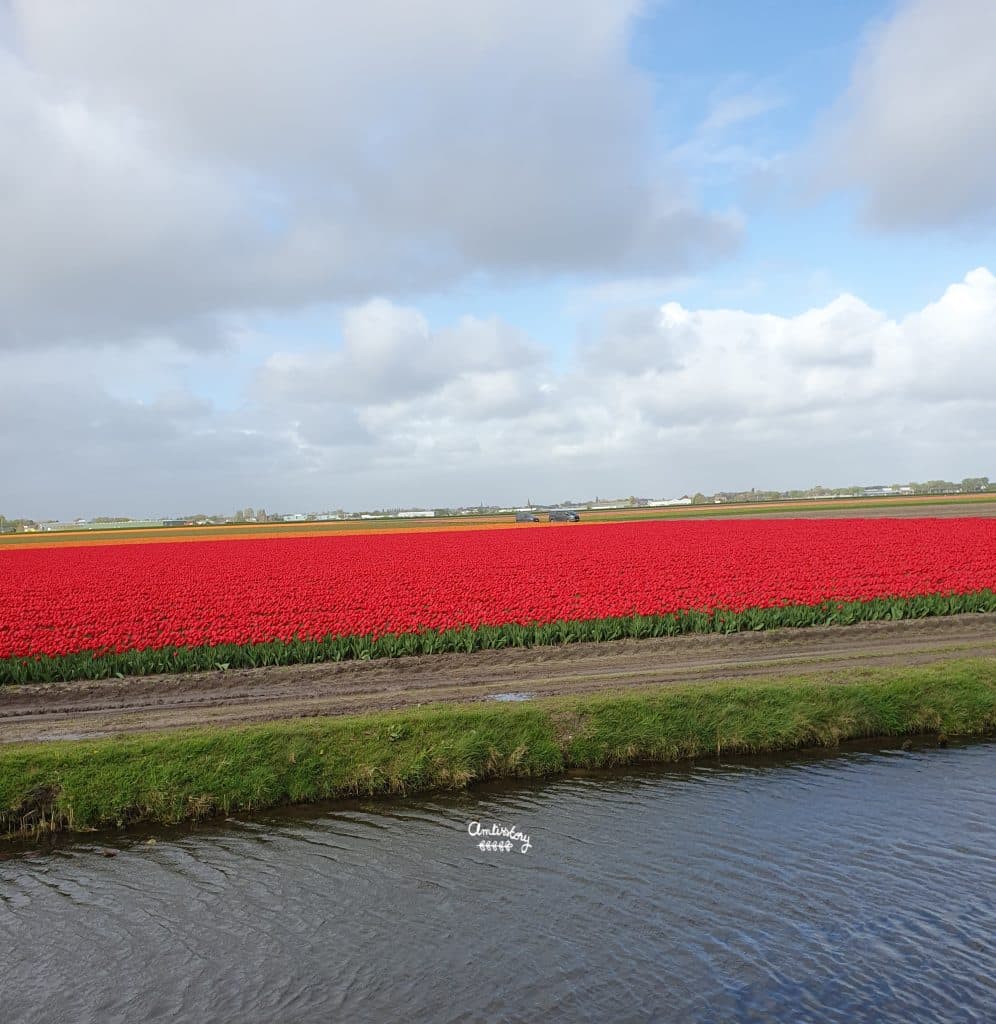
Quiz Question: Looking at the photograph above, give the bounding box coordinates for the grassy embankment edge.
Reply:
[4,590,996,685]
[3,659,995,838]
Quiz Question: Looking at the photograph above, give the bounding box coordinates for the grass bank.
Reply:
[4,590,996,685]
[3,660,995,838]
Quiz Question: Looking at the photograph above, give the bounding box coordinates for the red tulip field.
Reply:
[2,518,995,683]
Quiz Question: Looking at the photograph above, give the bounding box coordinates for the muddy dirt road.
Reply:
[2,614,994,744]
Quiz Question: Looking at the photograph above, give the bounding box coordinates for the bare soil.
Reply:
[3,614,995,744]
[695,503,996,520]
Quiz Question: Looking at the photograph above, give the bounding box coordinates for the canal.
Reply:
[3,740,995,1023]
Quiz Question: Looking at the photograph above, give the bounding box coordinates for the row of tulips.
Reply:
[2,518,994,683]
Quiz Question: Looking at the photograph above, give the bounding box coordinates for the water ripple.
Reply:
[3,740,996,1024]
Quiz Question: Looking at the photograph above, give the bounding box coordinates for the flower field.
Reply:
[2,518,995,683]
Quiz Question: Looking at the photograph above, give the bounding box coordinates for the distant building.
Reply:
[645,497,693,507]
[40,519,165,532]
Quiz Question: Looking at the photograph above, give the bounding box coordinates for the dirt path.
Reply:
[2,614,995,744]
[692,503,996,519]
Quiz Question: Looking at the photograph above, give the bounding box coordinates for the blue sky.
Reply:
[249,0,988,351]
[2,0,995,517]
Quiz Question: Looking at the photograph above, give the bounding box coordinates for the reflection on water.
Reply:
[3,741,996,1024]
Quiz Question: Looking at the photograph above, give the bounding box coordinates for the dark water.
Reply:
[3,742,996,1024]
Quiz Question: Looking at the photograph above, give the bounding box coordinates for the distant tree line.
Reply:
[0,516,36,534]
[706,477,991,504]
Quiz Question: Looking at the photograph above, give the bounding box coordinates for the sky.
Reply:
[2,0,995,519]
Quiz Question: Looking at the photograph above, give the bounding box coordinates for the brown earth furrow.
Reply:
[1,614,995,744]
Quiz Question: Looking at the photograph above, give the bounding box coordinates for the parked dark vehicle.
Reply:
[515,512,540,522]
[548,510,580,522]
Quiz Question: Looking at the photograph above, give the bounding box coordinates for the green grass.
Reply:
[4,590,995,685]
[4,659,995,837]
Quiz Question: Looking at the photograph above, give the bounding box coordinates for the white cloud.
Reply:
[673,84,786,189]
[250,267,996,497]
[816,0,996,229]
[579,268,996,425]
[2,0,739,349]
[5,271,993,517]
[700,90,785,136]
[258,300,543,407]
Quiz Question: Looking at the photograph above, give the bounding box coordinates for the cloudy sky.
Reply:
[2,0,995,518]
